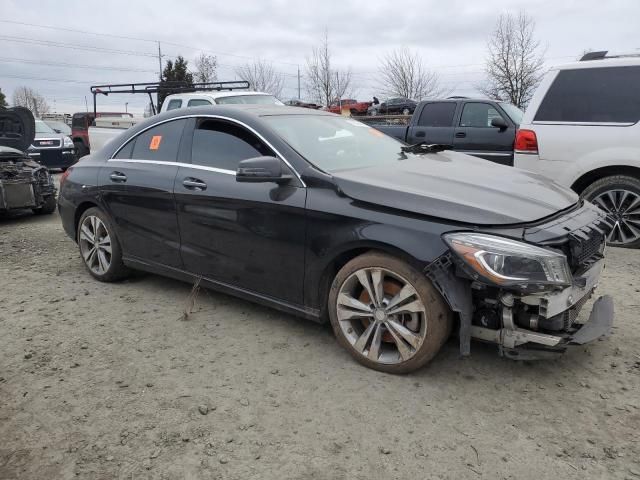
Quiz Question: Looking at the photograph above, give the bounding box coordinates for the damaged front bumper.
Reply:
[470,259,614,360]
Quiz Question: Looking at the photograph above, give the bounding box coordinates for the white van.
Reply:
[514,51,640,247]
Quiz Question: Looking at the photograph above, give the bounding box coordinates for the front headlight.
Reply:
[63,136,74,148]
[443,233,572,288]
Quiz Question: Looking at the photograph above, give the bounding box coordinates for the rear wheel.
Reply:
[74,141,89,158]
[582,175,640,248]
[328,252,452,374]
[77,207,130,281]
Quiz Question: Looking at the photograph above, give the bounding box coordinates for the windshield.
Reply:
[44,121,71,135]
[35,120,56,134]
[264,115,409,172]
[216,95,284,105]
[500,103,524,125]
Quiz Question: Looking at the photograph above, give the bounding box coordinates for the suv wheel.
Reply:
[328,252,452,374]
[582,175,640,248]
[33,195,56,215]
[77,207,130,281]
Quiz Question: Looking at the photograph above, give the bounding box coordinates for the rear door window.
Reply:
[417,103,457,127]
[166,99,183,111]
[129,119,187,162]
[534,66,640,123]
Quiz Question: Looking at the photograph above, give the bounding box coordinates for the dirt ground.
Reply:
[1,194,639,480]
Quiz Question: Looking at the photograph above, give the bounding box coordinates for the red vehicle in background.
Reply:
[71,111,132,157]
[326,99,372,116]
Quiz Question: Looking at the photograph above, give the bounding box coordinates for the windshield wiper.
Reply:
[400,142,453,154]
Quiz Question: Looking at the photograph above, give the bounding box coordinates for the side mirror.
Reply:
[491,117,508,130]
[236,156,292,184]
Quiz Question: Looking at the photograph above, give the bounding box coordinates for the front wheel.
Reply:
[328,252,453,374]
[77,207,130,281]
[582,175,640,248]
[33,195,57,215]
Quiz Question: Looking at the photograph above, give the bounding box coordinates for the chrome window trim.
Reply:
[106,159,235,176]
[109,114,306,186]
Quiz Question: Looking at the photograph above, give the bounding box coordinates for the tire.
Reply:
[77,207,130,281]
[74,141,89,158]
[328,252,453,374]
[581,175,640,248]
[33,195,56,215]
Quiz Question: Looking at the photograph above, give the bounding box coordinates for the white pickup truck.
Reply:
[87,86,283,154]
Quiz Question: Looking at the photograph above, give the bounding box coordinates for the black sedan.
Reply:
[370,97,417,116]
[58,105,614,373]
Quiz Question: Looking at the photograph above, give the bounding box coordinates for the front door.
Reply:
[453,102,515,165]
[98,118,187,268]
[406,102,457,145]
[174,117,307,305]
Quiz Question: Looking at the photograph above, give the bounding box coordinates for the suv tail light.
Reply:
[514,129,539,154]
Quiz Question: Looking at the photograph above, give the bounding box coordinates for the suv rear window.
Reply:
[534,66,640,123]
[417,103,456,127]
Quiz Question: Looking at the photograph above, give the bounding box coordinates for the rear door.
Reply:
[406,102,456,145]
[174,117,307,304]
[99,118,187,268]
[454,102,515,165]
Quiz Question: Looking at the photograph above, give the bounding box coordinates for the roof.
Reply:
[169,91,275,99]
[552,56,640,71]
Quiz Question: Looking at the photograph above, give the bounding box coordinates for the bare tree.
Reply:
[235,59,284,98]
[378,48,445,100]
[479,12,545,108]
[193,53,217,83]
[12,86,50,117]
[304,31,352,106]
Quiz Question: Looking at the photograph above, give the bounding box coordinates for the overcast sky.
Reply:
[1,0,638,114]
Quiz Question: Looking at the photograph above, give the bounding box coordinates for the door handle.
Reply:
[182,177,207,191]
[455,132,467,138]
[415,131,426,138]
[109,171,127,182]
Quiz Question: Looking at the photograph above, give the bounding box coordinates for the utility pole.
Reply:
[297,65,301,100]
[157,41,163,82]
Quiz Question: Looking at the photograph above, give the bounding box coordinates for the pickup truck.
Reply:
[85,82,283,155]
[367,98,523,165]
[72,111,133,158]
[327,99,372,116]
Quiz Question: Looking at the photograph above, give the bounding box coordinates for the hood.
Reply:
[0,107,35,152]
[331,151,578,225]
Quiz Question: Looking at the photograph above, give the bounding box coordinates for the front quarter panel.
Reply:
[303,183,458,311]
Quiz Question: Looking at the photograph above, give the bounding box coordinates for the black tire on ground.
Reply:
[74,141,89,158]
[328,252,453,374]
[33,195,57,215]
[581,175,640,249]
[77,207,131,282]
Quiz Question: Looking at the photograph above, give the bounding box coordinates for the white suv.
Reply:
[514,51,640,247]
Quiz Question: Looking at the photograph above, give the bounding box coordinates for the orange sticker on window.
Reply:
[149,135,162,150]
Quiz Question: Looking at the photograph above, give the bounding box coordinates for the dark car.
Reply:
[27,119,76,170]
[365,98,523,165]
[0,107,57,215]
[58,106,614,373]
[369,97,417,116]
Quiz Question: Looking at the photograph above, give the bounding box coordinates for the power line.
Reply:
[0,56,158,74]
[0,35,157,57]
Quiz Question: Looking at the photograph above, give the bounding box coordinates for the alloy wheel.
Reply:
[591,189,640,245]
[336,267,428,365]
[79,215,112,275]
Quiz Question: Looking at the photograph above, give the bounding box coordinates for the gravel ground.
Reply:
[1,201,639,480]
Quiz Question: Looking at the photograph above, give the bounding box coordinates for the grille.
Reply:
[34,139,61,148]
[568,229,605,271]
